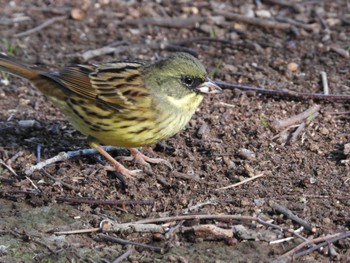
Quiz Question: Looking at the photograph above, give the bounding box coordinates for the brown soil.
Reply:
[1,0,350,262]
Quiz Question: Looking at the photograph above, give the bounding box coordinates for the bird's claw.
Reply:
[118,148,173,170]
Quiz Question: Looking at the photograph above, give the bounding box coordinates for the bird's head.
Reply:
[143,53,221,101]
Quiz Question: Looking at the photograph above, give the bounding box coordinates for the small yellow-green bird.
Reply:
[0,52,221,178]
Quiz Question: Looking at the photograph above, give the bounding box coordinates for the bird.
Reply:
[0,52,221,178]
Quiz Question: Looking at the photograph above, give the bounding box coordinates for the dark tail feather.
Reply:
[0,53,40,80]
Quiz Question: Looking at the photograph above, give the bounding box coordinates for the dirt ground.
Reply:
[1,0,350,262]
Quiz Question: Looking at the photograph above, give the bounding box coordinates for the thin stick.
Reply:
[290,122,306,143]
[216,173,265,190]
[271,203,316,233]
[41,170,77,191]
[330,45,350,58]
[111,246,134,263]
[320,71,329,95]
[270,226,306,244]
[24,146,121,175]
[120,16,204,28]
[271,105,321,130]
[214,11,291,30]
[216,101,236,108]
[98,233,163,253]
[14,15,67,38]
[262,0,304,13]
[56,196,154,207]
[0,189,41,196]
[214,81,350,102]
[270,236,295,244]
[275,231,349,260]
[275,16,317,31]
[294,231,350,258]
[54,228,100,235]
[0,158,18,177]
[133,214,257,224]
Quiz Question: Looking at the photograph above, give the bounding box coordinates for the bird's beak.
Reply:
[196,79,222,94]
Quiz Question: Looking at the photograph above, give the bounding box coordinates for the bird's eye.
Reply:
[182,76,194,87]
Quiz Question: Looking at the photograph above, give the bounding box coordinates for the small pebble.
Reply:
[254,198,266,206]
[320,127,329,135]
[240,198,250,206]
[18,120,41,129]
[255,10,271,18]
[237,148,256,160]
[322,217,331,225]
[71,8,84,20]
[287,62,299,72]
[197,123,209,139]
[344,143,350,155]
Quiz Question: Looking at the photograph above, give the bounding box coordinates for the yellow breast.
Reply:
[49,92,203,148]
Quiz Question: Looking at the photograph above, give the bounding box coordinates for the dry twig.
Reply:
[98,233,163,253]
[320,71,329,95]
[262,0,304,13]
[24,146,121,175]
[133,214,257,224]
[215,81,350,102]
[290,122,305,143]
[275,16,319,31]
[330,45,350,58]
[56,196,154,207]
[271,203,316,233]
[274,231,350,261]
[54,228,100,235]
[294,232,350,258]
[214,11,291,30]
[111,246,134,263]
[271,105,321,130]
[14,15,68,38]
[120,16,204,28]
[182,224,233,240]
[216,173,265,190]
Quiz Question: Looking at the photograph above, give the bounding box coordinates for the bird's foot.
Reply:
[118,148,173,172]
[106,164,143,179]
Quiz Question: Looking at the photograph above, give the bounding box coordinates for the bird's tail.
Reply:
[0,53,40,80]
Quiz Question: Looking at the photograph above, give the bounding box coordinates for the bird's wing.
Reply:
[42,62,150,111]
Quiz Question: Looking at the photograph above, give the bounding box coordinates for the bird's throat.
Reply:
[165,93,203,114]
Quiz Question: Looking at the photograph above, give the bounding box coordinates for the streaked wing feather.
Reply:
[42,62,150,111]
[90,62,147,108]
